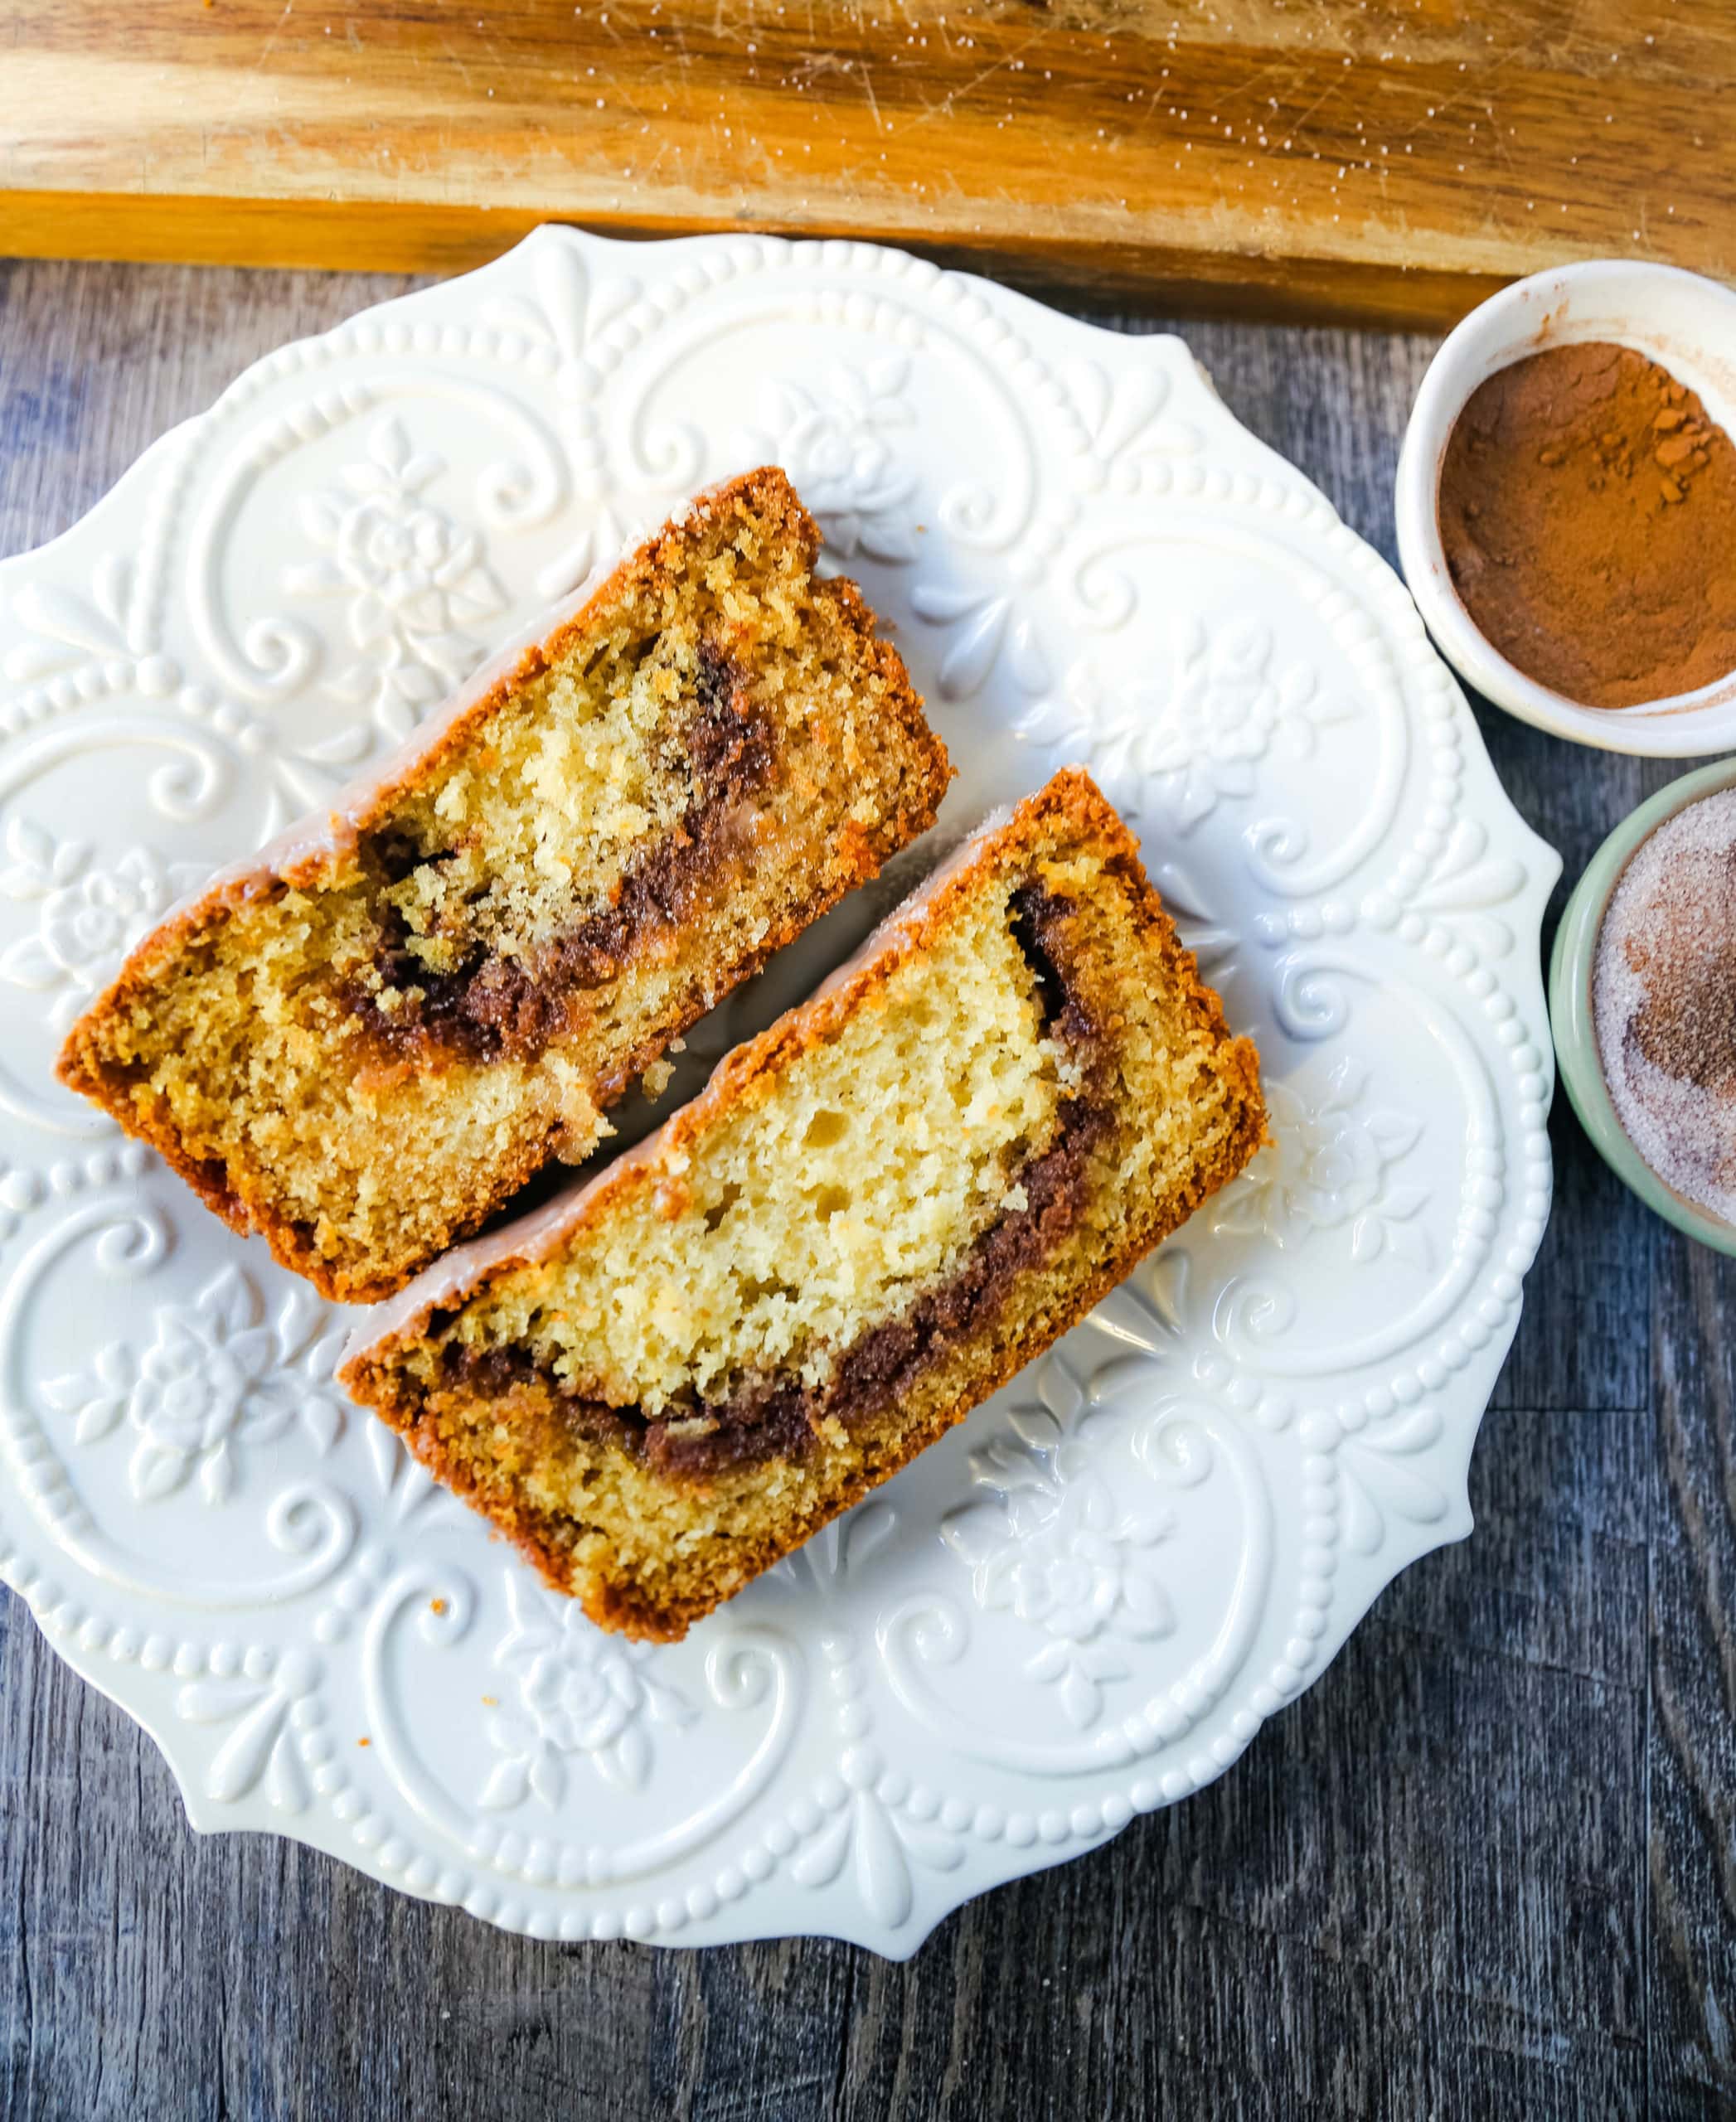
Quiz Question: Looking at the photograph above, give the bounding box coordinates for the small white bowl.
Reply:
[1395,260,1736,755]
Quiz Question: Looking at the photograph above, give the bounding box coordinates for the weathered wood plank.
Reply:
[1649,1235,1736,2117]
[4,0,1736,326]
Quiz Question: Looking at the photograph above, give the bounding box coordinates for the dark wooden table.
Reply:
[2,259,1733,2122]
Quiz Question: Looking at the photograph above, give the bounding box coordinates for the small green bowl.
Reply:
[1549,757,1736,1254]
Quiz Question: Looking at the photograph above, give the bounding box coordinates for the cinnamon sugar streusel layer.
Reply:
[341,771,1267,1640]
[58,468,951,1301]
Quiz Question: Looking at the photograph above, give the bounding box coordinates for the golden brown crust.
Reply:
[342,768,1268,1636]
[366,1083,1261,1641]
[56,468,951,1303]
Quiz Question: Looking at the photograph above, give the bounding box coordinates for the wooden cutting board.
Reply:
[3,0,1733,326]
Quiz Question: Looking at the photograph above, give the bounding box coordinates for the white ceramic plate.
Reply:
[0,230,1559,1957]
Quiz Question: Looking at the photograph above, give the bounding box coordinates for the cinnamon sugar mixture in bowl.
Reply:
[1593,787,1736,1223]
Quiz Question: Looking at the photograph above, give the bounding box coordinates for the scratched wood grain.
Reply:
[2,259,1735,2120]
[3,0,1736,326]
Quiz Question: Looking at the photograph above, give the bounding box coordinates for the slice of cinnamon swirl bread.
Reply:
[340,770,1267,1640]
[58,468,950,1302]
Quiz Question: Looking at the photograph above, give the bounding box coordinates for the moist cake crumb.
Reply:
[56,468,951,1302]
[341,769,1268,1640]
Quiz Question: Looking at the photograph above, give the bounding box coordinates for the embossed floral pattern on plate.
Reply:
[0,227,1559,1958]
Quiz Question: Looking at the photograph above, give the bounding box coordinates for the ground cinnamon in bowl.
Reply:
[1438,342,1736,710]
[1593,787,1736,1224]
